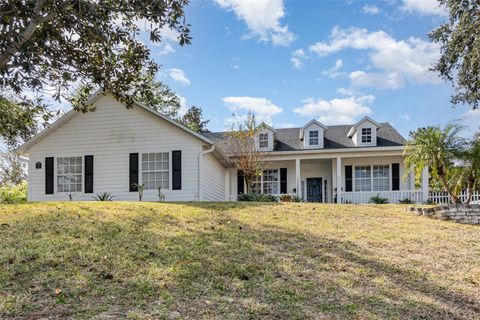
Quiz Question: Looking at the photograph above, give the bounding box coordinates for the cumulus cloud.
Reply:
[291,49,307,69]
[222,96,283,124]
[459,109,480,137]
[309,27,441,89]
[215,0,296,46]
[159,43,175,55]
[400,0,446,16]
[167,68,190,86]
[293,94,374,124]
[362,4,380,15]
[322,59,344,78]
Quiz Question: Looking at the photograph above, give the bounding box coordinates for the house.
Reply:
[17,92,429,203]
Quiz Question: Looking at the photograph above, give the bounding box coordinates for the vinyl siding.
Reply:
[27,94,207,201]
[201,152,226,201]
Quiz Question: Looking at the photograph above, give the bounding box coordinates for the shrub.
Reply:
[279,194,292,202]
[0,182,28,203]
[237,193,278,202]
[369,194,389,204]
[290,195,304,202]
[93,192,114,201]
[398,198,413,204]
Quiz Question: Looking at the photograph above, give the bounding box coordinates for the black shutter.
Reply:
[345,165,353,192]
[280,168,287,194]
[392,163,400,191]
[129,153,139,192]
[45,157,54,194]
[237,170,244,194]
[84,155,94,193]
[172,150,182,190]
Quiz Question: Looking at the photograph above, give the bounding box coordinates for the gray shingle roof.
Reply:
[202,123,406,153]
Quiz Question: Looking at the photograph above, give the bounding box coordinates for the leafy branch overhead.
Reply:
[0,0,191,105]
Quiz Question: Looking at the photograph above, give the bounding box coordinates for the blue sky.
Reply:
[141,0,479,138]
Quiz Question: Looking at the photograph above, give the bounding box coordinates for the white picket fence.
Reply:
[428,190,480,204]
[339,190,424,204]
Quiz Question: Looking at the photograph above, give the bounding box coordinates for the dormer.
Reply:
[300,120,327,149]
[347,116,380,147]
[255,122,276,152]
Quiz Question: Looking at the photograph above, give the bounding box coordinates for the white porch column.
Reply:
[336,157,342,203]
[295,158,301,198]
[225,169,231,201]
[421,166,429,202]
[331,159,337,202]
[409,164,416,190]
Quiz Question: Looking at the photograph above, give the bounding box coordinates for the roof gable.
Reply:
[299,119,327,139]
[347,116,381,137]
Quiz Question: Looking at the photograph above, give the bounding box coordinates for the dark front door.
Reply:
[307,178,323,203]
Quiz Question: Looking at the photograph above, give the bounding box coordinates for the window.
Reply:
[251,169,279,194]
[57,156,82,192]
[373,165,390,191]
[354,165,371,191]
[142,152,169,190]
[309,130,319,145]
[361,128,372,143]
[259,133,269,148]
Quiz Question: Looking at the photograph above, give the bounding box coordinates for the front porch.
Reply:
[229,152,429,204]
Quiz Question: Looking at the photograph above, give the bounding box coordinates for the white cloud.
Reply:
[176,94,188,116]
[309,27,442,89]
[167,68,190,86]
[362,4,380,15]
[291,49,307,69]
[400,0,446,16]
[159,43,175,55]
[460,109,480,137]
[231,64,240,70]
[293,94,374,124]
[401,114,411,122]
[222,96,282,123]
[322,59,344,78]
[215,0,296,46]
[276,122,297,128]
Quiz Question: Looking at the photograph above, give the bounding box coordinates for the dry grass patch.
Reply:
[0,202,479,319]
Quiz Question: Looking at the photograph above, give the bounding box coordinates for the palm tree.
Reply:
[404,123,466,204]
[455,139,480,203]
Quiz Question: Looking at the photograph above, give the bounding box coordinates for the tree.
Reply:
[223,113,270,193]
[136,75,182,118]
[454,139,480,203]
[404,123,465,204]
[429,0,480,109]
[180,106,209,132]
[1,0,191,142]
[0,152,27,186]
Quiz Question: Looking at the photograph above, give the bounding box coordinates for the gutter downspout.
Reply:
[198,145,216,201]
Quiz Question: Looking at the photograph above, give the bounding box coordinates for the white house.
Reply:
[17,92,429,203]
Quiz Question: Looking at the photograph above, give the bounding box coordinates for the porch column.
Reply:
[409,164,416,190]
[421,166,429,202]
[331,159,337,202]
[336,157,342,203]
[225,169,230,201]
[295,158,301,198]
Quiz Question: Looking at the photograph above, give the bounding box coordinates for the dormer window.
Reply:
[361,128,372,143]
[259,133,269,148]
[309,130,319,145]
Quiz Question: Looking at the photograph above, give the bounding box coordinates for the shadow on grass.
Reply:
[0,204,478,319]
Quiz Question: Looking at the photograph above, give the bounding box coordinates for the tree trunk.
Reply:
[466,178,474,204]
[439,174,461,204]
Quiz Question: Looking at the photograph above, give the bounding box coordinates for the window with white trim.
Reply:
[309,130,319,145]
[142,152,169,190]
[373,165,390,191]
[354,165,371,191]
[259,133,269,148]
[361,128,372,143]
[57,156,82,192]
[251,169,279,194]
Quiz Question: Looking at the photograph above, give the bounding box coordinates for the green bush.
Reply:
[369,194,389,204]
[0,182,28,203]
[237,193,278,202]
[93,192,114,201]
[398,198,413,204]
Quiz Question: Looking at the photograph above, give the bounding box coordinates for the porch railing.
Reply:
[428,190,480,204]
[339,190,424,204]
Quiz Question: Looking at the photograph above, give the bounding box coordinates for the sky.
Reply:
[137,0,479,138]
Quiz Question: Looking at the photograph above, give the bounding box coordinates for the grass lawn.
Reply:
[0,202,479,319]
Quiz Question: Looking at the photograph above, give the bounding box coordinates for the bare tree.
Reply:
[223,113,270,193]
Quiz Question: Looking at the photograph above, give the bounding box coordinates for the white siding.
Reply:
[352,119,377,147]
[27,95,209,201]
[201,152,226,201]
[303,123,325,149]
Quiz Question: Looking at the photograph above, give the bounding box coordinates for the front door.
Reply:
[307,178,323,203]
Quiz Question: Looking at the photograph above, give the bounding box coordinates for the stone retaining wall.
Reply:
[408,204,480,225]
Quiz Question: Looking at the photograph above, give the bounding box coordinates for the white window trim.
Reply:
[140,151,171,190]
[309,130,319,146]
[361,128,372,143]
[252,168,281,194]
[352,164,391,192]
[258,133,269,149]
[55,155,84,194]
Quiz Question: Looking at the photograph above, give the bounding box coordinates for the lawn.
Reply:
[0,202,479,319]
